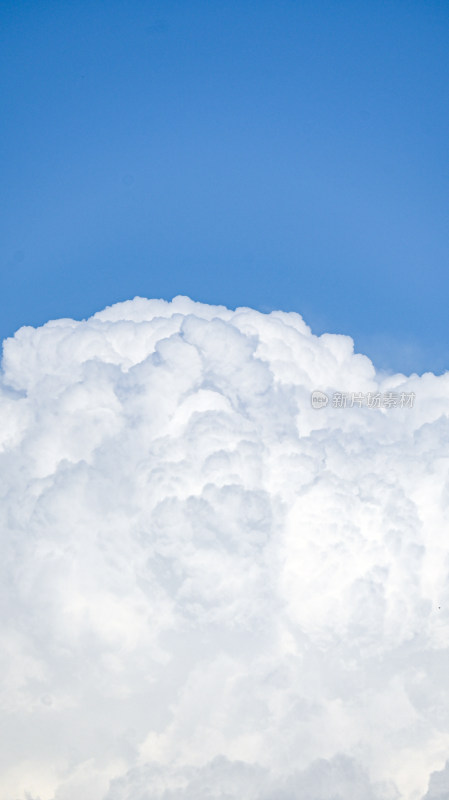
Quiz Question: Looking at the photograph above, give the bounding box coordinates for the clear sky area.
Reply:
[1,0,448,374]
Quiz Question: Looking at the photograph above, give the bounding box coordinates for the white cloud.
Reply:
[422,760,449,799]
[1,296,448,800]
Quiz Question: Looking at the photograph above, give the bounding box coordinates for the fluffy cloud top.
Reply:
[1,296,449,800]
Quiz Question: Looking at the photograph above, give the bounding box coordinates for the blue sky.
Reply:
[1,0,448,374]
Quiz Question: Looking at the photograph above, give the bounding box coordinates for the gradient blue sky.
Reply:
[1,0,448,373]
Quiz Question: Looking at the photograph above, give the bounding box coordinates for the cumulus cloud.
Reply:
[422,760,449,799]
[1,295,449,800]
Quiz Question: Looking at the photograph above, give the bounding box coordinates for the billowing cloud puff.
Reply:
[1,296,449,800]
